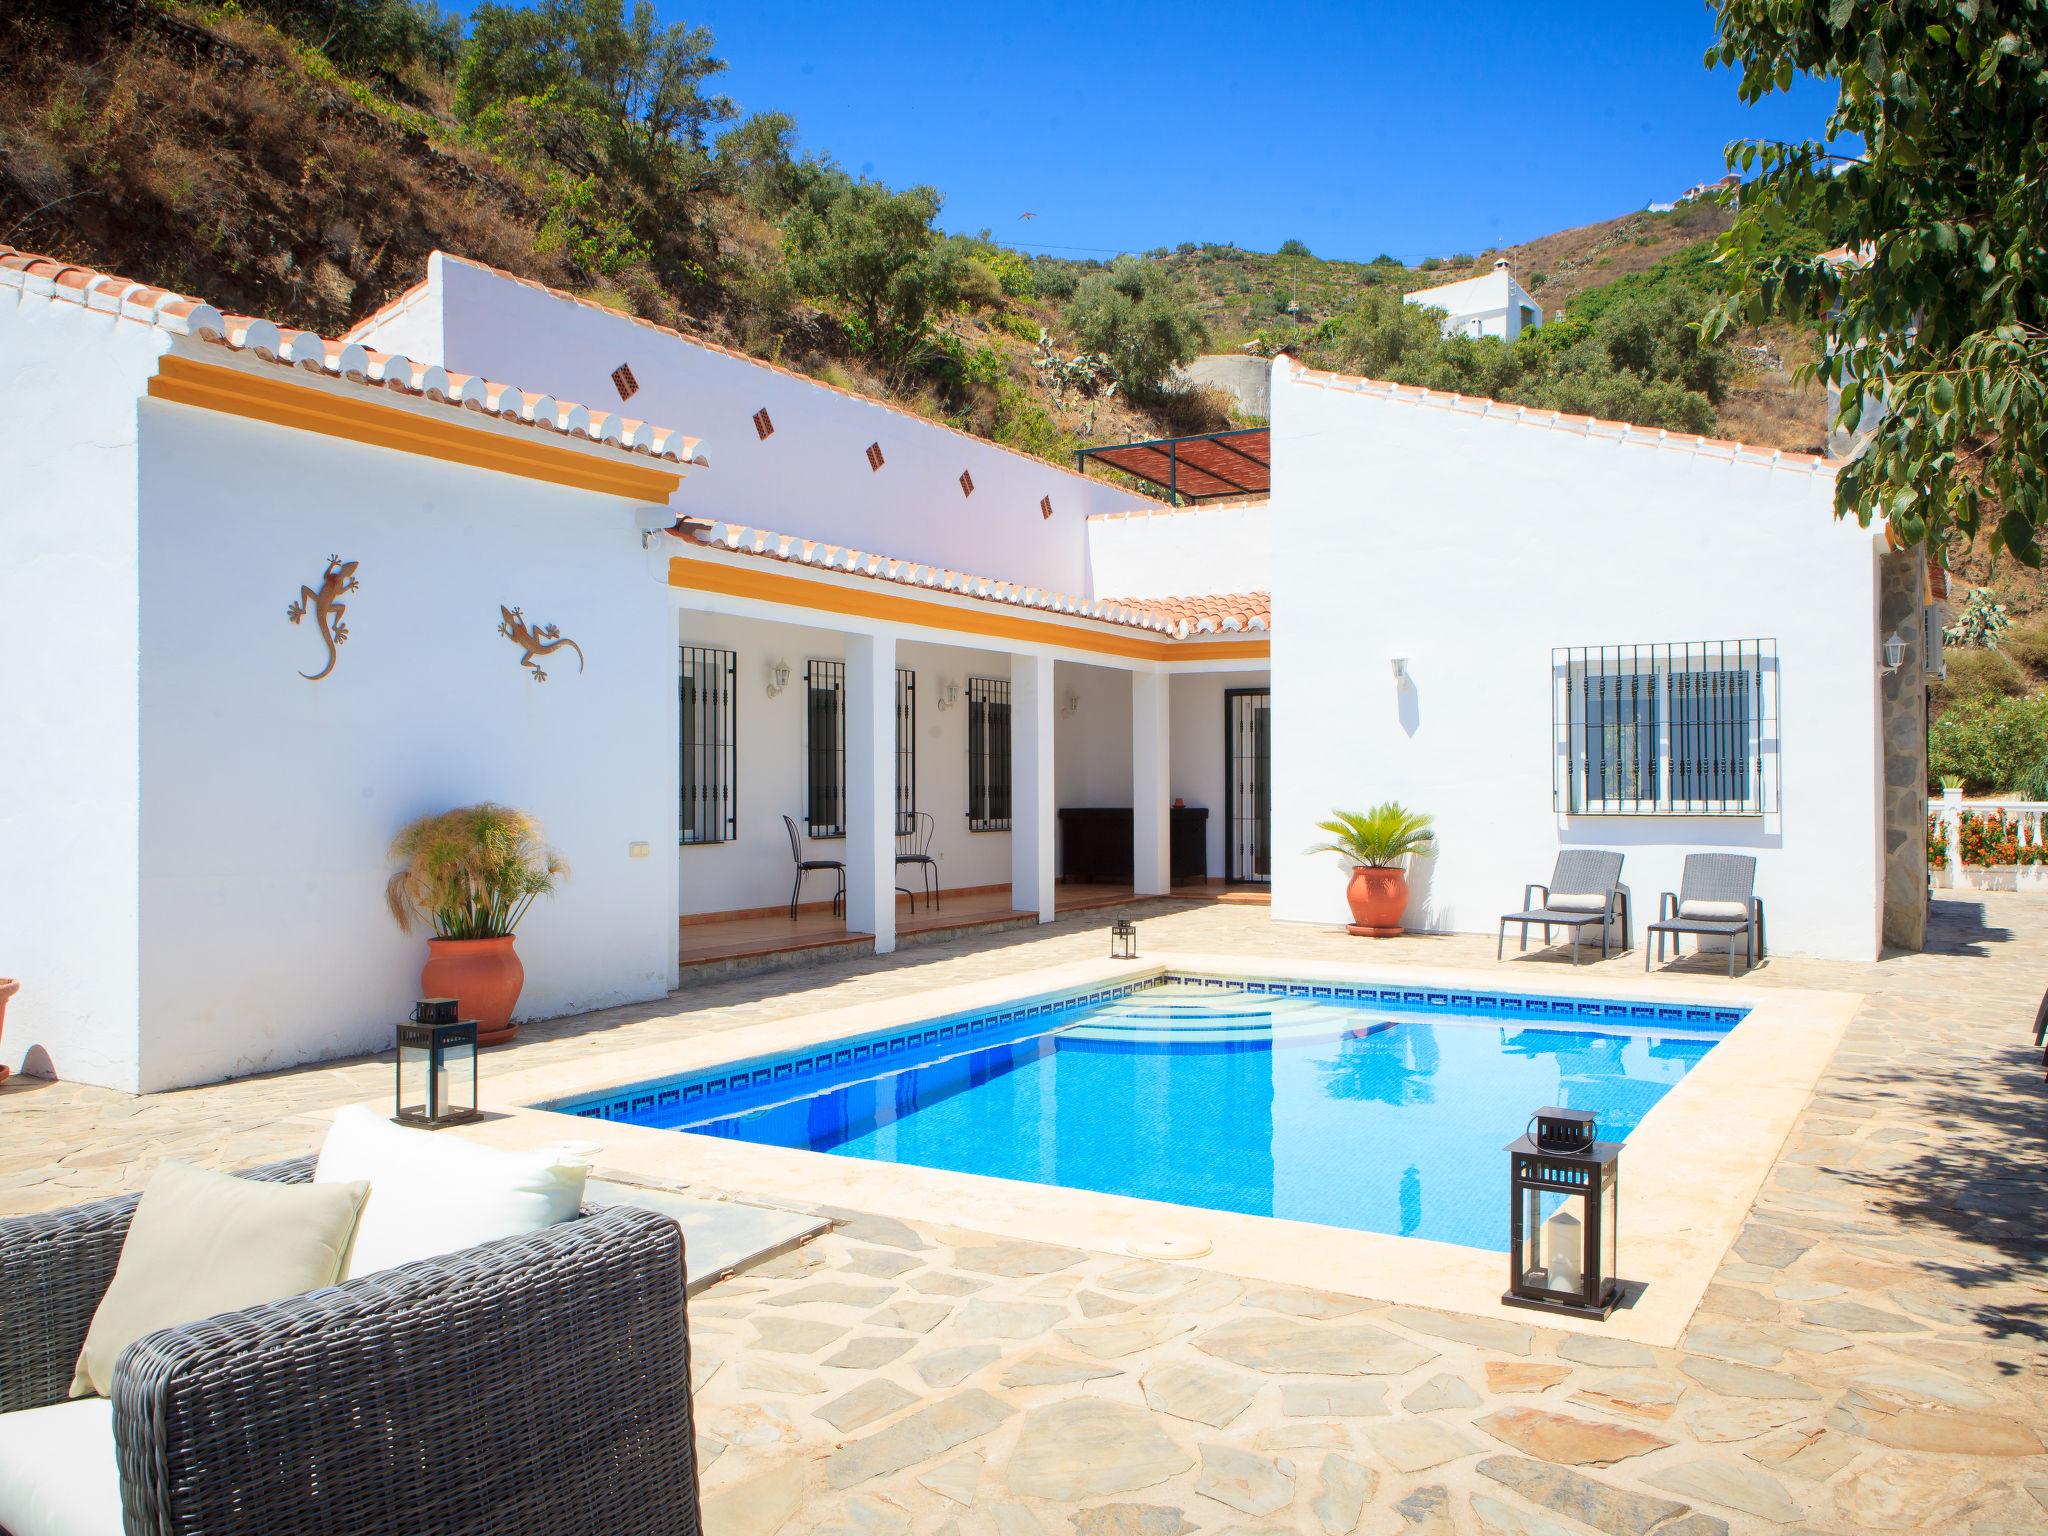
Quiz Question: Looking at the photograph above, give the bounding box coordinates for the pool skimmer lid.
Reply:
[1125,1232,1213,1260]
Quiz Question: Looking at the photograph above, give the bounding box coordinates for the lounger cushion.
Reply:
[69,1160,367,1399]
[1547,893,1609,913]
[1678,899,1749,922]
[316,1105,587,1279]
[0,1398,120,1536]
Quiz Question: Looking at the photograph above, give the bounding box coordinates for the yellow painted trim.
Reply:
[148,355,683,502]
[668,552,1271,664]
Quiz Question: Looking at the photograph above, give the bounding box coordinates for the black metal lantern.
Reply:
[1111,919,1138,959]
[395,998,480,1128]
[1502,1107,1622,1319]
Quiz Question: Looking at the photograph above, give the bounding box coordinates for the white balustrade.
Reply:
[1926,792,2048,888]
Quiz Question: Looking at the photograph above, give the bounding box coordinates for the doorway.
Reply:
[1225,687,1271,884]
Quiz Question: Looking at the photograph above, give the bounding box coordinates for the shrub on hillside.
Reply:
[1063,257,1209,398]
[952,257,1004,311]
[2002,617,2048,680]
[1928,693,2048,794]
[782,179,960,370]
[1931,646,2029,713]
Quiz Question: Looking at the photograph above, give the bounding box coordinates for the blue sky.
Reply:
[461,1,1845,263]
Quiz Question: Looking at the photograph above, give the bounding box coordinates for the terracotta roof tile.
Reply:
[1099,592,1271,631]
[673,518,1270,641]
[0,245,703,467]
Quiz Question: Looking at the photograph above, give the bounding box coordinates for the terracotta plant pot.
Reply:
[1344,866,1408,937]
[0,978,15,1085]
[420,937,524,1046]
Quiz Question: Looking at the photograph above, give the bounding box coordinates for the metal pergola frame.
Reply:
[1074,426,1271,505]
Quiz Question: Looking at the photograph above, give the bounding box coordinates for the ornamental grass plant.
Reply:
[385,804,567,939]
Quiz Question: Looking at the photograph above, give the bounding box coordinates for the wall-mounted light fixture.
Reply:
[1390,654,1410,684]
[934,677,961,711]
[1881,631,1907,674]
[633,505,677,548]
[764,658,791,698]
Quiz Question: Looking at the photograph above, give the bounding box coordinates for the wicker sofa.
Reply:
[0,1157,703,1536]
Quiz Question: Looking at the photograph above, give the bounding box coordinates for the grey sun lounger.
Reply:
[1498,850,1629,964]
[1646,852,1766,976]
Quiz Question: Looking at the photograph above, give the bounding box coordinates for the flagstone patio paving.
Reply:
[4,894,2047,1533]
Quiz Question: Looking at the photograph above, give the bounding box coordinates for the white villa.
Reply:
[1,243,1936,1095]
[1402,259,1545,341]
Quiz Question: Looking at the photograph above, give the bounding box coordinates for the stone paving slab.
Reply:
[5,895,2048,1530]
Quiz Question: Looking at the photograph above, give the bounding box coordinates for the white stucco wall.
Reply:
[1268,362,1882,961]
[1085,502,1272,601]
[672,611,1014,913]
[130,371,682,1091]
[1403,267,1542,342]
[351,254,1157,594]
[0,294,160,1088]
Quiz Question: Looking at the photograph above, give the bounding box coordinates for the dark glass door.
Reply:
[1225,688,1271,884]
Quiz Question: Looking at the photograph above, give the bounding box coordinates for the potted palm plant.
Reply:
[1308,803,1435,937]
[386,804,567,1045]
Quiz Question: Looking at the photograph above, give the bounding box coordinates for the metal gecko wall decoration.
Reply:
[498,605,584,682]
[285,556,359,680]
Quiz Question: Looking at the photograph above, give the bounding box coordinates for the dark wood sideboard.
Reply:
[1058,807,1208,885]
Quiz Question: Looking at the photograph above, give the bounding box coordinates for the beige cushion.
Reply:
[1547,893,1609,913]
[1678,898,1749,922]
[70,1161,366,1399]
[0,1397,121,1536]
[316,1105,586,1280]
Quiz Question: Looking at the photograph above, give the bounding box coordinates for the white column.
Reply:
[1942,782,1964,891]
[845,632,898,953]
[1132,669,1171,896]
[1011,651,1056,922]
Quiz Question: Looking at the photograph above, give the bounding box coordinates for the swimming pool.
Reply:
[554,977,1741,1252]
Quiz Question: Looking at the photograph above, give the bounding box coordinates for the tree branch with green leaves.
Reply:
[1702,0,2048,563]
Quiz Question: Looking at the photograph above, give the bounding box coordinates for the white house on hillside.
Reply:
[0,241,1927,1096]
[1403,260,1544,341]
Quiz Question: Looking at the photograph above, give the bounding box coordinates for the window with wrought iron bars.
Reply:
[1553,641,1777,816]
[896,667,918,834]
[805,659,846,837]
[679,646,737,843]
[967,677,1012,831]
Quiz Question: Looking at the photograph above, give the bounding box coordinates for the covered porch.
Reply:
[664,521,1271,978]
[677,881,1267,973]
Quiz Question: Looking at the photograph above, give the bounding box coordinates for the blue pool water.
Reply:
[557,980,1737,1251]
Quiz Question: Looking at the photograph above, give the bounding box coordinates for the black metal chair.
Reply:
[895,811,940,912]
[783,813,845,922]
[2032,988,2048,1079]
[1498,850,1629,964]
[1646,853,1766,976]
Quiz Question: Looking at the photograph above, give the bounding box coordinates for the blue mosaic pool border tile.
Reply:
[550,974,1744,1124]
[1172,974,1743,1031]
[553,979,1154,1123]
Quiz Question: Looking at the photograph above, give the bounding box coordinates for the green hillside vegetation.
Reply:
[4,0,1828,475]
